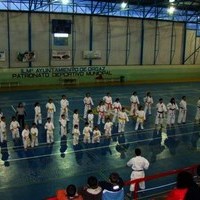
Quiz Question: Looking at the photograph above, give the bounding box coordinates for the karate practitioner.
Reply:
[0,116,7,143]
[72,124,80,146]
[112,98,122,124]
[73,109,79,128]
[83,122,92,144]
[87,109,94,129]
[30,123,38,147]
[10,116,20,142]
[22,124,31,150]
[103,92,113,115]
[34,102,42,125]
[92,126,101,144]
[143,92,153,116]
[195,98,200,124]
[60,95,69,121]
[155,98,167,128]
[104,118,113,138]
[127,148,149,197]
[46,98,56,123]
[59,114,67,137]
[135,105,146,130]
[97,100,106,125]
[118,107,129,133]
[130,92,140,116]
[177,96,187,124]
[167,98,178,127]
[83,93,94,119]
[44,117,55,144]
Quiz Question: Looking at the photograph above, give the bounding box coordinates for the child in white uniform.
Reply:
[73,109,80,128]
[167,98,178,127]
[177,96,187,124]
[104,118,113,138]
[46,98,56,123]
[10,116,20,142]
[135,106,146,130]
[118,107,129,133]
[22,124,31,150]
[34,102,42,125]
[59,114,67,137]
[112,98,122,124]
[130,92,140,116]
[83,93,94,119]
[92,126,101,144]
[30,123,39,147]
[0,116,7,143]
[97,101,106,125]
[143,92,153,116]
[87,109,94,129]
[60,95,69,121]
[155,98,167,128]
[83,122,92,144]
[44,117,55,144]
[72,124,80,146]
[103,92,113,115]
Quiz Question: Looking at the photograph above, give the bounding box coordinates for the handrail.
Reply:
[124,164,199,200]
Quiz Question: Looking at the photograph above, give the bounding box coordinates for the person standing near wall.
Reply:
[177,96,187,124]
[127,148,150,197]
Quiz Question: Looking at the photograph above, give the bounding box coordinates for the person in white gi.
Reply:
[97,100,106,125]
[59,114,67,137]
[135,106,146,130]
[46,98,56,123]
[72,124,80,146]
[10,116,20,142]
[103,92,113,115]
[167,98,178,127]
[22,124,31,150]
[83,122,92,144]
[83,93,94,119]
[34,102,42,125]
[92,126,101,143]
[143,92,153,116]
[104,118,113,138]
[30,123,38,147]
[44,117,55,144]
[130,92,140,116]
[0,116,7,143]
[73,109,79,128]
[127,148,150,196]
[195,97,200,124]
[87,109,94,129]
[60,95,69,121]
[118,107,129,133]
[112,98,122,124]
[0,109,3,122]
[177,96,187,124]
[155,98,167,128]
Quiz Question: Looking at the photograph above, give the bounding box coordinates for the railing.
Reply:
[124,164,199,200]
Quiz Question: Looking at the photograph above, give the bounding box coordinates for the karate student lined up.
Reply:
[112,98,122,124]
[155,98,167,128]
[59,114,67,137]
[30,123,39,147]
[83,93,94,119]
[87,109,94,129]
[130,92,140,117]
[143,92,153,116]
[22,124,31,150]
[103,92,113,115]
[60,95,69,121]
[104,118,113,138]
[118,107,129,133]
[177,96,187,124]
[73,109,80,128]
[72,124,80,146]
[97,100,106,125]
[83,122,92,144]
[34,102,42,125]
[92,126,101,144]
[167,98,178,127]
[0,116,7,143]
[46,98,56,123]
[44,117,55,144]
[135,105,146,131]
[10,116,20,143]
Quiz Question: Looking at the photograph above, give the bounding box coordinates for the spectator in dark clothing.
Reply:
[81,176,102,200]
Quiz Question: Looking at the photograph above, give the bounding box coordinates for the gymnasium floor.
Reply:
[0,82,200,200]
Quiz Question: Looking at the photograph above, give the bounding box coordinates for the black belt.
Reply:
[157,111,164,113]
[134,170,143,171]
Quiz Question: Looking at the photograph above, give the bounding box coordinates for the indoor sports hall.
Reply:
[0,1,200,200]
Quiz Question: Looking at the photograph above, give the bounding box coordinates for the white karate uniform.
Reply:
[104,122,113,137]
[155,102,167,125]
[72,128,80,145]
[46,102,56,122]
[30,127,38,147]
[112,102,122,123]
[34,105,42,125]
[22,129,31,149]
[10,121,20,139]
[118,111,129,133]
[195,99,200,122]
[97,105,106,124]
[73,113,79,128]
[0,121,7,143]
[83,97,94,119]
[167,103,178,125]
[127,155,150,192]
[92,130,101,143]
[44,122,55,143]
[135,110,146,130]
[103,95,113,112]
[60,99,69,121]
[130,95,140,116]
[87,113,94,129]
[59,118,67,137]
[83,126,92,143]
[177,100,187,124]
[143,96,153,115]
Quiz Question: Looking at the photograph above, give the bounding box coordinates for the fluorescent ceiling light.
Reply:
[54,33,69,38]
[169,0,175,3]
[121,2,127,10]
[61,0,70,5]
[167,6,175,15]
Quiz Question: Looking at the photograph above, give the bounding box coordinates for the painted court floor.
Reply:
[0,82,200,200]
